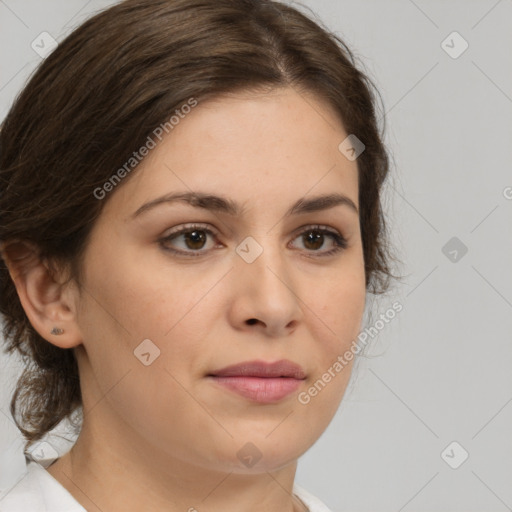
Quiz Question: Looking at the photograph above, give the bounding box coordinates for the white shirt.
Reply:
[0,461,333,512]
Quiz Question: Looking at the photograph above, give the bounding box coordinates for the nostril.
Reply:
[246,318,258,325]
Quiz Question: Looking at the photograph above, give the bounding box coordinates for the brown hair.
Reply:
[0,0,396,444]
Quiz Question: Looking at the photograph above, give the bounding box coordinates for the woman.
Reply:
[0,0,394,510]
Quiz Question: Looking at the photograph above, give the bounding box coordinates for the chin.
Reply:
[206,429,315,475]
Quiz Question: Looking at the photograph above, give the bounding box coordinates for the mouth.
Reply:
[207,359,306,403]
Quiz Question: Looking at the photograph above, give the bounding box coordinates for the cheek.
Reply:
[80,245,199,339]
[76,246,217,394]
[314,266,366,349]
[74,263,233,468]
[335,280,366,341]
[302,262,366,406]
[74,261,211,445]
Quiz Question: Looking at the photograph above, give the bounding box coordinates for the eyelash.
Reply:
[158,223,348,258]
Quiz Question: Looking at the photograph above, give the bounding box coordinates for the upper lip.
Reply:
[208,359,306,379]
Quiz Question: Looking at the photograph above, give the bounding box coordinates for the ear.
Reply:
[0,240,82,349]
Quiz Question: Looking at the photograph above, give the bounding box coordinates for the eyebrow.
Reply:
[131,191,359,219]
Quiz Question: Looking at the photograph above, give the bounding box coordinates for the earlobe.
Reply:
[0,240,82,349]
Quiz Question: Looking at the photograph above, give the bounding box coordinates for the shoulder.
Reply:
[293,483,334,512]
[0,461,86,512]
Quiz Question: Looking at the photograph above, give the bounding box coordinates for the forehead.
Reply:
[105,87,359,217]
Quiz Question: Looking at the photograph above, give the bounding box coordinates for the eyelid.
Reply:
[161,222,220,239]
[290,223,334,237]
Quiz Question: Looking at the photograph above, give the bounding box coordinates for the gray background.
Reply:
[1,1,511,511]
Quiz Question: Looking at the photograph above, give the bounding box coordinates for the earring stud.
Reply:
[50,327,64,335]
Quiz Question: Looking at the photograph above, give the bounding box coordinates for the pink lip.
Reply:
[208,360,306,403]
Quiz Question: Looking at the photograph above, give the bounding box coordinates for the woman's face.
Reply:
[72,86,366,472]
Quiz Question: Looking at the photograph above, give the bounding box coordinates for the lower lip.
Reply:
[209,376,303,403]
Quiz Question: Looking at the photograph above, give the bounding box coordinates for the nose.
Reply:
[227,239,304,337]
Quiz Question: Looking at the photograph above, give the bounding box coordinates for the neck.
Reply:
[46,415,307,512]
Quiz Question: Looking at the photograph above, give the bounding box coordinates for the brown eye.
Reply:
[182,229,207,250]
[302,230,325,250]
[290,226,347,257]
[159,224,219,256]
